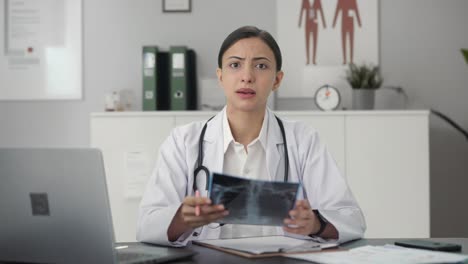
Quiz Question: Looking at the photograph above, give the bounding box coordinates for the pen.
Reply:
[195,190,200,216]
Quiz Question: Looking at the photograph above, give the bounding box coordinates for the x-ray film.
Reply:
[208,172,300,226]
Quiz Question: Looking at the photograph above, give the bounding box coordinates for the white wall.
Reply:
[0,0,276,147]
[1,0,468,237]
[379,0,468,237]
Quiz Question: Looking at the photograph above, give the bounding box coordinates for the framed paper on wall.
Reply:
[0,0,82,100]
[163,0,191,13]
[276,0,379,99]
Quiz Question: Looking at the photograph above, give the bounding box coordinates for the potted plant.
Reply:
[462,49,468,64]
[345,63,383,110]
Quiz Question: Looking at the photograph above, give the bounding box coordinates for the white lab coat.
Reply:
[137,107,366,246]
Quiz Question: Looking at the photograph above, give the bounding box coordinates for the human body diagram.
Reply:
[298,0,363,65]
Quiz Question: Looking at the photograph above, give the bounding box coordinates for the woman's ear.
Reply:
[216,68,223,83]
[272,70,284,91]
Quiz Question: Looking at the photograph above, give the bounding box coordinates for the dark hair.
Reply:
[217,26,282,71]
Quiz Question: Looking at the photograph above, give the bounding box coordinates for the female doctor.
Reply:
[137,26,366,246]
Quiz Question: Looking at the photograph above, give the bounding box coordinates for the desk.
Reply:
[167,238,468,264]
[1,238,465,264]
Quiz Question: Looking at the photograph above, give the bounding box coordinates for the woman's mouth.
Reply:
[236,88,256,99]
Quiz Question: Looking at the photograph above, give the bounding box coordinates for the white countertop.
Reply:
[91,110,430,117]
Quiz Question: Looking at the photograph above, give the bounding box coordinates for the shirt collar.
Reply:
[222,109,269,154]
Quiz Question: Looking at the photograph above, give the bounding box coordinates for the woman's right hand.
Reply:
[168,196,228,241]
[180,196,228,228]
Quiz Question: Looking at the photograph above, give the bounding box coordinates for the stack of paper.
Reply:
[197,236,338,254]
[287,244,468,264]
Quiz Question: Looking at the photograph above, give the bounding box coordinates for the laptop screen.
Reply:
[0,148,118,263]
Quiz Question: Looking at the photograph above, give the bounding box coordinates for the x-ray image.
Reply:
[208,173,300,226]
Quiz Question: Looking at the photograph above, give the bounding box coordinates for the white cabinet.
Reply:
[279,113,346,176]
[345,113,430,238]
[90,110,429,242]
[91,113,175,242]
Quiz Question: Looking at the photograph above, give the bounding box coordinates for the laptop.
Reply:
[0,148,196,264]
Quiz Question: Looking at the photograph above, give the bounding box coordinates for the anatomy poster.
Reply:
[277,0,379,98]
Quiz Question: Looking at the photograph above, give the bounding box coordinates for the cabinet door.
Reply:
[346,114,429,238]
[91,115,174,242]
[279,114,346,176]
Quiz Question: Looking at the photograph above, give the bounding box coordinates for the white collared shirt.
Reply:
[220,110,280,238]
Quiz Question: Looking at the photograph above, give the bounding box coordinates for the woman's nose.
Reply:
[241,67,254,83]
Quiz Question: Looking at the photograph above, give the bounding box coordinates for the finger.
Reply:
[186,213,228,228]
[182,204,224,216]
[284,217,303,226]
[205,210,229,222]
[184,211,228,226]
[200,204,225,215]
[290,207,314,219]
[293,218,314,229]
[282,225,308,235]
[284,216,313,229]
[185,220,207,228]
[181,205,196,216]
[296,199,311,209]
[183,196,212,206]
[284,217,296,226]
[289,209,298,218]
[297,209,314,219]
[183,215,206,225]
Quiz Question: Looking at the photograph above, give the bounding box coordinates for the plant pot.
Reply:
[352,89,375,110]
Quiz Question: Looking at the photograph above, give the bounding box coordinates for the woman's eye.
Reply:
[256,63,268,69]
[229,62,240,68]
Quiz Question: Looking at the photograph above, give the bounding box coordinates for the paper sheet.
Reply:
[287,244,468,264]
[124,150,151,199]
[198,236,338,254]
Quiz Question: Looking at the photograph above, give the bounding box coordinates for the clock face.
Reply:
[314,85,341,111]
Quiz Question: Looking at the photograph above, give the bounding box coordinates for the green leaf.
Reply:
[462,49,468,64]
[345,63,383,89]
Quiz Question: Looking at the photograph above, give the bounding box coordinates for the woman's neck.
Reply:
[226,106,266,146]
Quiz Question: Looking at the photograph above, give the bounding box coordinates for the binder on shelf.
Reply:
[142,46,158,111]
[142,46,169,111]
[169,46,197,110]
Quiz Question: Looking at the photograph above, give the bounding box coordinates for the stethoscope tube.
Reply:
[193,116,215,192]
[275,116,289,182]
[193,115,289,192]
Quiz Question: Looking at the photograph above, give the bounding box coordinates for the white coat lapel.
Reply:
[265,109,285,182]
[201,110,225,181]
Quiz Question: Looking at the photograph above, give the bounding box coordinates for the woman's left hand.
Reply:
[282,199,320,236]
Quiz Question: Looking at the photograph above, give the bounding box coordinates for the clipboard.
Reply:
[193,236,344,259]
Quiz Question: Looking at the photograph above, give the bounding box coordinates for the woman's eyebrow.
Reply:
[253,57,271,62]
[227,56,244,61]
[226,56,272,62]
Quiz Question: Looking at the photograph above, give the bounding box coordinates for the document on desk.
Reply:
[196,236,338,255]
[208,172,300,226]
[286,244,468,264]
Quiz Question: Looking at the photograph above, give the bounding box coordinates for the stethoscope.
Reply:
[192,115,290,193]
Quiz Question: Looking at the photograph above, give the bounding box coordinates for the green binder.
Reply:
[142,46,158,111]
[169,46,197,110]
